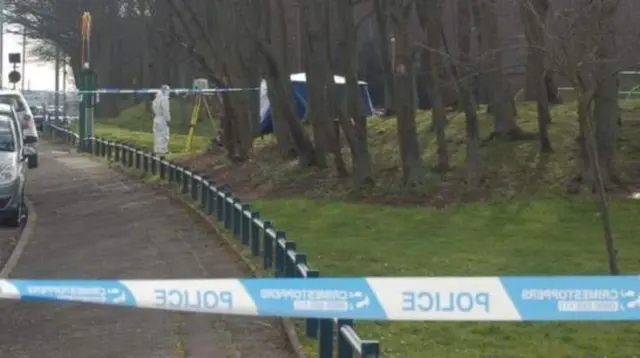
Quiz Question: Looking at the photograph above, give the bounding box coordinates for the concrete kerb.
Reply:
[0,200,37,278]
[69,146,307,358]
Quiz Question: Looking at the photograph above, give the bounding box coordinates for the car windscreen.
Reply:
[30,106,44,115]
[0,94,26,112]
[0,116,16,152]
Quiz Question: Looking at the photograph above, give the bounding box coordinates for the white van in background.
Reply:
[0,90,39,168]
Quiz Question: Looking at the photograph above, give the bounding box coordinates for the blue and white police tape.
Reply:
[74,87,259,95]
[1,276,640,321]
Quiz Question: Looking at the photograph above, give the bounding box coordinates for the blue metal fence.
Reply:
[43,123,381,358]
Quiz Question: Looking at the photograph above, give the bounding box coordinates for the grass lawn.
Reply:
[88,98,640,357]
[253,198,640,357]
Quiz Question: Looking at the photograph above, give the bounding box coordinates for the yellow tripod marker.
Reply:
[185,78,217,152]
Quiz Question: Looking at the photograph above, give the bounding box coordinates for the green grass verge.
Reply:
[93,101,212,158]
[253,198,640,357]
[90,98,640,357]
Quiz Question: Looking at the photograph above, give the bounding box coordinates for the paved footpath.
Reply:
[0,142,295,358]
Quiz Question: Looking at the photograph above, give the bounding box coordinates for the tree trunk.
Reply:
[520,0,553,153]
[301,0,328,168]
[272,0,317,166]
[391,0,424,185]
[457,0,481,187]
[473,0,528,140]
[373,0,395,113]
[321,1,348,177]
[416,0,450,171]
[335,0,373,187]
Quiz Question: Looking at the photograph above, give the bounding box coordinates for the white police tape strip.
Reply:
[75,88,258,95]
[1,277,639,321]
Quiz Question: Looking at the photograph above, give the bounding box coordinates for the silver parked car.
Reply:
[0,101,38,169]
[0,90,39,168]
[0,109,31,226]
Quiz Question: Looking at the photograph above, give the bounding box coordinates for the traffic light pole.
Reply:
[78,12,94,152]
[78,67,95,152]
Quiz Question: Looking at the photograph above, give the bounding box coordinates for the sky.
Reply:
[1,30,73,91]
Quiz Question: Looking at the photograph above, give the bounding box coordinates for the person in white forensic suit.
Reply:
[152,85,171,154]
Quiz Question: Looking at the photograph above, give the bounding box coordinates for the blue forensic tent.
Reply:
[259,73,375,134]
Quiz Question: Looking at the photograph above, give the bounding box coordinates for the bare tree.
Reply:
[520,0,553,153]
[457,0,482,187]
[416,0,450,171]
[472,0,530,140]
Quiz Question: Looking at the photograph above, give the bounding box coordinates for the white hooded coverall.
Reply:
[152,85,171,154]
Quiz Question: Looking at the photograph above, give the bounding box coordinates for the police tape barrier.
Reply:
[74,88,259,95]
[1,277,639,321]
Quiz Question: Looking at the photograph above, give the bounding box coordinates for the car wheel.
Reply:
[28,154,38,169]
[4,201,25,228]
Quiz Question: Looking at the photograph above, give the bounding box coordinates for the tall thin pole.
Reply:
[296,4,301,72]
[54,47,60,122]
[0,0,4,89]
[62,56,67,117]
[21,26,26,91]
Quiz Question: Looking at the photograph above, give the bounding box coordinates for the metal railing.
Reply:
[44,123,381,358]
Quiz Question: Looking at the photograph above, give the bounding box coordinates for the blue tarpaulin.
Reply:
[259,73,375,134]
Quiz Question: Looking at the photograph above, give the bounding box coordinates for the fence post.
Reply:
[191,173,199,201]
[294,253,307,277]
[107,141,112,160]
[263,221,274,269]
[250,212,260,257]
[361,341,380,358]
[143,152,149,172]
[233,201,242,237]
[207,181,217,215]
[159,159,166,180]
[200,176,210,209]
[337,320,354,358]
[240,204,250,245]
[305,270,320,338]
[216,189,224,221]
[122,145,128,165]
[181,169,189,194]
[318,319,334,358]
[274,231,286,277]
[224,193,233,229]
[207,182,217,215]
[284,241,296,277]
